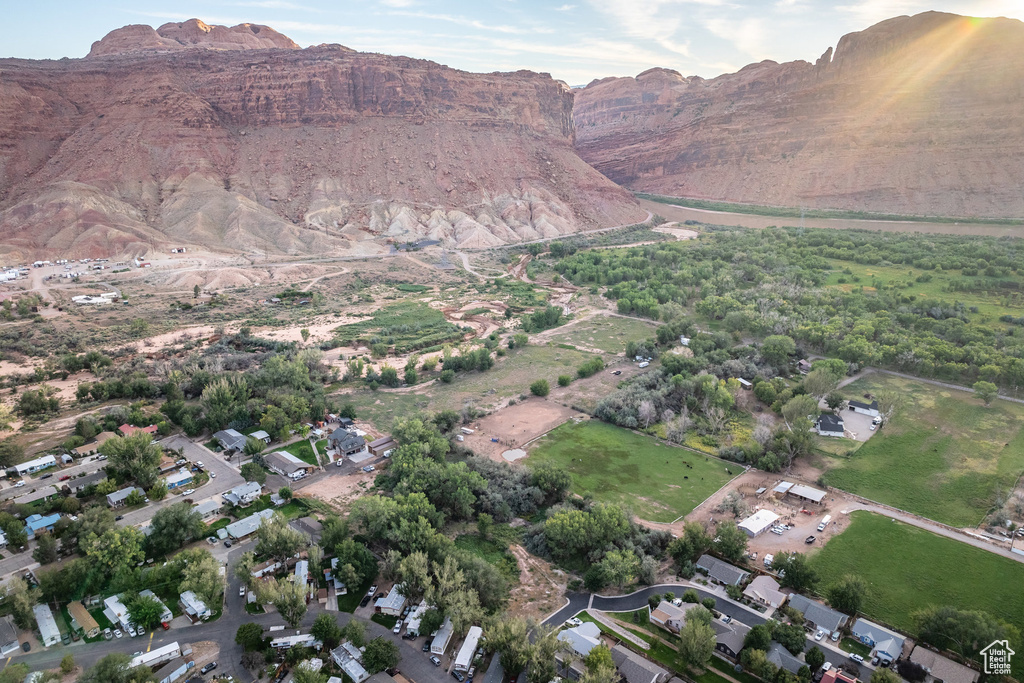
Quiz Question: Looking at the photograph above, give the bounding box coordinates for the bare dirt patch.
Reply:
[652,224,700,240]
[301,471,378,510]
[462,399,582,461]
[507,543,568,621]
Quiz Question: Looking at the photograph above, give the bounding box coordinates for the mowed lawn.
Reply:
[527,420,737,522]
[822,374,1024,527]
[810,511,1024,645]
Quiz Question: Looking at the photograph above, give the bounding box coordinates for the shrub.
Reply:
[530,379,550,397]
[557,375,571,387]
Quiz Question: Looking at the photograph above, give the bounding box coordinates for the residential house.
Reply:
[431,617,455,655]
[7,454,56,477]
[103,595,133,631]
[404,601,428,636]
[139,590,173,625]
[767,643,806,675]
[558,621,601,658]
[67,601,100,638]
[72,431,118,456]
[72,470,107,493]
[712,620,750,660]
[131,642,182,669]
[252,559,282,579]
[272,633,320,650]
[264,451,313,480]
[797,359,812,374]
[738,509,781,537]
[226,509,275,539]
[743,576,788,608]
[106,486,143,507]
[24,513,60,540]
[192,499,222,520]
[212,429,247,452]
[223,481,262,507]
[909,646,980,683]
[367,437,397,458]
[157,456,180,475]
[293,516,323,542]
[332,432,367,459]
[375,585,406,616]
[848,400,880,418]
[0,615,19,656]
[325,558,346,594]
[0,530,6,549]
[164,469,193,491]
[179,591,211,622]
[250,430,272,444]
[153,657,195,683]
[611,644,669,683]
[851,618,905,664]
[33,604,61,647]
[328,427,353,451]
[119,424,158,438]
[649,601,697,634]
[821,669,859,683]
[337,417,354,429]
[294,560,309,588]
[13,486,58,506]
[331,641,369,683]
[455,626,484,672]
[788,594,849,634]
[696,554,750,586]
[816,414,845,438]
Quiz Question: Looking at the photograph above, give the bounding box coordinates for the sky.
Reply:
[4,0,1024,84]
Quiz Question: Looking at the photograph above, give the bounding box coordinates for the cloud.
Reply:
[554,4,576,9]
[379,0,417,7]
[704,16,771,60]
[387,10,551,34]
[835,0,928,25]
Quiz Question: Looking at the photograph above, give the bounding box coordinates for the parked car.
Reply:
[200,662,218,674]
[611,370,622,375]
[182,488,195,496]
[113,629,123,639]
[452,671,466,682]
[770,528,784,535]
[103,628,112,640]
[831,631,840,642]
[21,641,30,652]
[565,617,582,627]
[367,585,378,596]
[176,459,187,466]
[40,473,53,479]
[805,536,816,544]
[14,480,25,488]
[423,639,433,652]
[869,424,876,431]
[360,596,372,608]
[59,474,71,481]
[721,615,732,624]
[195,461,203,468]
[393,622,403,634]
[821,663,832,672]
[430,656,442,667]
[362,465,375,473]
[402,606,412,618]
[336,460,345,467]
[207,537,218,545]
[240,586,246,597]
[224,540,233,547]
[638,361,650,368]
[814,630,825,641]
[468,666,476,680]
[850,655,864,663]
[115,515,124,521]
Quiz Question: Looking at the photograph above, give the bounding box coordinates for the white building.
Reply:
[331,641,369,683]
[294,560,309,585]
[737,509,781,537]
[139,589,174,624]
[130,642,182,669]
[103,594,133,631]
[431,617,455,655]
[405,601,429,636]
[226,508,275,539]
[179,591,211,622]
[192,500,222,520]
[271,633,320,650]
[223,481,262,506]
[33,604,61,647]
[374,585,406,617]
[7,454,56,476]
[454,626,483,671]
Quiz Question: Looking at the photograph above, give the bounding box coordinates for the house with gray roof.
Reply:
[72,470,108,493]
[910,646,980,683]
[223,481,262,507]
[767,643,805,675]
[213,429,247,452]
[611,644,669,683]
[192,499,222,520]
[265,451,313,479]
[227,508,275,539]
[33,604,61,647]
[788,594,849,634]
[712,619,750,660]
[558,622,602,658]
[696,554,750,587]
[106,486,143,507]
[851,618,906,663]
[0,615,19,656]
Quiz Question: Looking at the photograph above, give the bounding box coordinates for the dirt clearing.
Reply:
[507,544,568,621]
[462,399,582,461]
[301,471,378,510]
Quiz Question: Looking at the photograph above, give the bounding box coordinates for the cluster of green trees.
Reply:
[555,227,1024,387]
[520,306,566,333]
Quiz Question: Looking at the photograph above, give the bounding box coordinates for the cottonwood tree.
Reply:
[527,626,566,683]
[677,619,716,670]
[485,616,532,676]
[803,368,841,400]
[147,503,205,557]
[580,646,618,683]
[973,381,999,406]
[826,576,866,616]
[599,549,640,590]
[240,462,267,485]
[256,512,307,561]
[713,521,748,563]
[912,605,1017,659]
[259,578,307,628]
[773,553,818,592]
[126,594,165,630]
[638,400,657,428]
[311,613,342,650]
[363,637,401,674]
[178,548,223,608]
[100,431,163,488]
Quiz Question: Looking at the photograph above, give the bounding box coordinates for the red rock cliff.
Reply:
[573,12,1024,219]
[0,23,642,260]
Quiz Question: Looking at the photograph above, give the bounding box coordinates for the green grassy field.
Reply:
[282,439,319,466]
[545,315,658,354]
[454,531,520,582]
[822,375,1024,527]
[824,259,1024,322]
[527,420,737,522]
[810,511,1024,645]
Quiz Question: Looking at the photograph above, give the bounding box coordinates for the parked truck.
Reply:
[817,515,832,532]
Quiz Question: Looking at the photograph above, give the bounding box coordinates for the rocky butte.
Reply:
[0,19,643,260]
[573,11,1024,219]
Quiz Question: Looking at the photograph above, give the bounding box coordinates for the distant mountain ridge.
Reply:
[0,20,642,261]
[573,11,1024,219]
